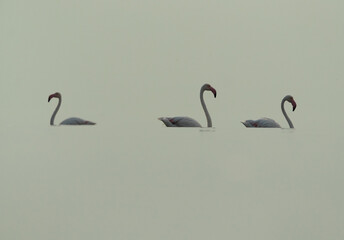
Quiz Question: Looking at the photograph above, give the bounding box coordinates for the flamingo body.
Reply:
[159,117,202,127]
[243,95,297,129]
[241,118,281,128]
[60,117,96,125]
[159,84,216,128]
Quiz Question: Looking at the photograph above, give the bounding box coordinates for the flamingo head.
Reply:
[48,92,61,102]
[204,84,217,98]
[285,95,297,111]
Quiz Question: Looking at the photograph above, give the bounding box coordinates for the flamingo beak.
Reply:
[210,87,217,98]
[48,94,56,102]
[291,100,297,111]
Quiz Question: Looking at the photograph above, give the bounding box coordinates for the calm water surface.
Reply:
[1,124,343,240]
[2,1,344,239]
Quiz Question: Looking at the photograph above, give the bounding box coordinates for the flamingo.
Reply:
[48,92,96,125]
[242,95,297,128]
[159,84,217,127]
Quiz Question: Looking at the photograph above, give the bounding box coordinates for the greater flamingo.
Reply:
[159,84,217,127]
[242,95,297,128]
[48,92,96,125]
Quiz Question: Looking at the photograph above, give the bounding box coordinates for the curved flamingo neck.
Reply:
[200,86,212,127]
[281,97,294,128]
[51,97,61,126]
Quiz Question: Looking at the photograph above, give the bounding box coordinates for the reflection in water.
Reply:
[199,128,216,132]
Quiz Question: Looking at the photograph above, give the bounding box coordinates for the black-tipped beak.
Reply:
[48,94,55,102]
[292,101,297,111]
[210,87,217,98]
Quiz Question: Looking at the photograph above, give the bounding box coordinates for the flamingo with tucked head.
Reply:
[242,95,297,128]
[48,92,96,126]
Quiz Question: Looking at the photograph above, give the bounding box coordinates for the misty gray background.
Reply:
[1,1,343,240]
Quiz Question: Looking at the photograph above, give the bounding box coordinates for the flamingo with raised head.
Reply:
[48,92,96,126]
[242,95,297,128]
[159,84,217,127]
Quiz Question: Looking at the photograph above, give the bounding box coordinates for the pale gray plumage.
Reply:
[159,84,217,128]
[242,95,297,128]
[48,92,96,126]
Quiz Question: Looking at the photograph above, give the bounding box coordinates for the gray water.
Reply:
[1,1,344,239]
[1,125,343,239]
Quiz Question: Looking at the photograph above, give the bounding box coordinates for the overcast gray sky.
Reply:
[1,1,343,129]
